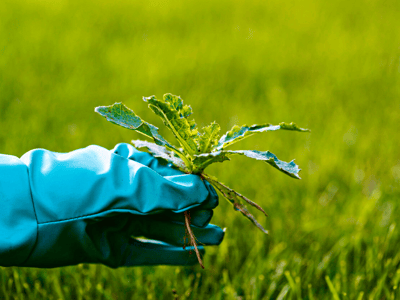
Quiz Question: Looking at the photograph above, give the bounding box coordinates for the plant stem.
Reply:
[166,145,193,172]
[184,211,204,269]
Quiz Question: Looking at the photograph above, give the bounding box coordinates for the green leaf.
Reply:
[216,122,310,150]
[143,94,199,156]
[131,140,188,172]
[192,152,231,173]
[197,121,221,153]
[95,103,177,149]
[194,149,301,178]
[202,174,269,235]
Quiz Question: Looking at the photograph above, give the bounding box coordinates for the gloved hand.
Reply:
[0,143,224,268]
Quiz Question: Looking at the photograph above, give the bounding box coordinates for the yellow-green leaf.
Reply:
[216,122,309,150]
[194,149,301,178]
[144,94,199,156]
[197,121,221,153]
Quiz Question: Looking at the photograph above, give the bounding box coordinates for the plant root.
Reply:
[184,210,204,269]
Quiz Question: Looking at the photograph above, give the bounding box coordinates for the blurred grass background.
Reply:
[0,0,399,298]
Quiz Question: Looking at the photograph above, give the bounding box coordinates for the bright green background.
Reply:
[1,0,399,298]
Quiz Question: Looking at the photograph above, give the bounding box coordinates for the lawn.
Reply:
[0,0,399,298]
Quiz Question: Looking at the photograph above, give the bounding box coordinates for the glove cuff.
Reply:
[0,154,38,266]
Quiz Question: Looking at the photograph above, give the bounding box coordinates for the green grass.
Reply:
[0,0,399,298]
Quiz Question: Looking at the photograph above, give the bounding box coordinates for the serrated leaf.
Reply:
[143,94,199,156]
[197,121,221,153]
[202,174,269,235]
[131,140,188,172]
[194,150,301,178]
[95,102,178,149]
[216,122,310,150]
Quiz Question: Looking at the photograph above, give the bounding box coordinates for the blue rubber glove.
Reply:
[0,143,224,268]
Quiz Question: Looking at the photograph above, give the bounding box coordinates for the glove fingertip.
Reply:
[121,239,205,267]
[191,210,213,228]
[215,226,225,245]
